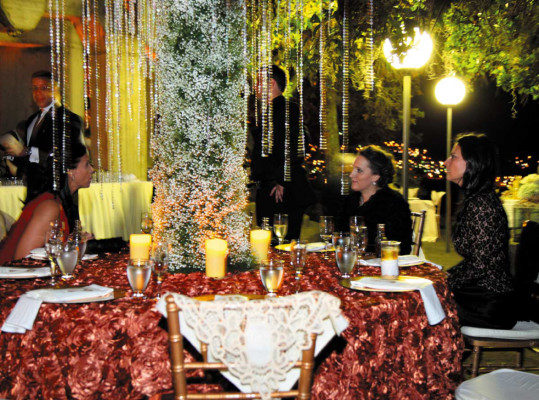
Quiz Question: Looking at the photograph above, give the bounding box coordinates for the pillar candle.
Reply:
[250,229,271,262]
[205,238,228,278]
[130,234,152,260]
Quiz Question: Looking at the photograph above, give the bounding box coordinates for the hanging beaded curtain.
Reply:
[365,0,375,96]
[48,0,69,191]
[318,0,327,150]
[296,0,305,158]
[341,0,350,195]
[80,0,157,183]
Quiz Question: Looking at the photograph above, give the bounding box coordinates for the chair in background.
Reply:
[411,210,426,257]
[461,223,539,378]
[430,191,445,238]
[159,291,348,400]
[455,369,539,400]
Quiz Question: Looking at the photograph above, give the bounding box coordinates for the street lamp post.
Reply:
[435,76,466,252]
[384,28,433,202]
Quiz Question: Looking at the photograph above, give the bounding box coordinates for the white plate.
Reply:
[360,255,424,268]
[341,276,432,292]
[0,267,51,279]
[30,253,98,261]
[27,285,117,303]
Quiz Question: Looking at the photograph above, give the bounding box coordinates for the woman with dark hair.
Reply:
[445,133,516,329]
[0,142,93,263]
[338,145,412,254]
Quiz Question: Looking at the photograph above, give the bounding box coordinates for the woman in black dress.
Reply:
[339,145,412,254]
[445,133,517,329]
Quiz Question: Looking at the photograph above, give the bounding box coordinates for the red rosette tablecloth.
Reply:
[0,249,463,399]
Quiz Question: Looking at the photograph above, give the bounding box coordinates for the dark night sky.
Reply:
[413,79,539,175]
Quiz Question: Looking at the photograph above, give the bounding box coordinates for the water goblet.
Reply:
[127,259,152,298]
[273,213,288,246]
[349,216,365,235]
[350,226,368,265]
[151,241,169,299]
[259,259,284,297]
[57,240,78,280]
[335,245,358,279]
[332,232,351,248]
[319,216,334,259]
[45,230,63,286]
[290,240,308,280]
[141,211,153,234]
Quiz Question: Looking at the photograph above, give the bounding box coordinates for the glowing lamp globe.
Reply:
[383,27,433,69]
[435,77,466,105]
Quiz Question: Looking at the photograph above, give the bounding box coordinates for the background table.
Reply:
[0,250,463,399]
[409,198,438,242]
[0,181,153,241]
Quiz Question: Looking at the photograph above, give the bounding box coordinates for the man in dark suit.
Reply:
[11,71,85,201]
[249,65,315,240]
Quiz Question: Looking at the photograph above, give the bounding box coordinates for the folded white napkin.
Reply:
[306,242,327,252]
[351,277,446,325]
[0,267,51,279]
[2,284,113,334]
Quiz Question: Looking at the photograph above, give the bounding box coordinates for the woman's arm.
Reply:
[13,199,61,260]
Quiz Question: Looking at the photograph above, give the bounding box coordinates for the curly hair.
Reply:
[358,145,396,188]
[455,132,497,196]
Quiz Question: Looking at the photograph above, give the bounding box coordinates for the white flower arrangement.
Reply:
[151,0,252,271]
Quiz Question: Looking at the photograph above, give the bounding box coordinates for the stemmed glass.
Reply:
[141,211,153,234]
[290,240,308,280]
[335,245,358,279]
[349,216,365,235]
[332,232,351,248]
[319,216,334,259]
[45,226,64,286]
[151,241,169,299]
[127,259,152,298]
[273,213,288,246]
[259,259,284,297]
[57,240,78,280]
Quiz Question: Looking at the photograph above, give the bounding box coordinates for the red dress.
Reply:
[0,192,69,263]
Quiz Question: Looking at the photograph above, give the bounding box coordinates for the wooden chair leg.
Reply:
[471,346,481,378]
[517,349,523,368]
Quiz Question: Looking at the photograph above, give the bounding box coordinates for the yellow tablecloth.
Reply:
[408,198,438,242]
[0,182,153,241]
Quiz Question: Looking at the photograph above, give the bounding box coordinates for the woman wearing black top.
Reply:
[445,133,517,329]
[339,145,412,255]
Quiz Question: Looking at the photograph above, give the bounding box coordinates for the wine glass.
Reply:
[151,241,169,299]
[273,213,288,246]
[57,240,78,280]
[45,228,63,286]
[127,259,152,298]
[349,216,365,234]
[335,245,358,279]
[351,226,368,258]
[259,259,284,297]
[290,240,308,280]
[319,216,334,259]
[141,211,153,234]
[332,232,351,248]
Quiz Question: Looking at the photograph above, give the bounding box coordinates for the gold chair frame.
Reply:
[411,210,426,256]
[165,294,318,400]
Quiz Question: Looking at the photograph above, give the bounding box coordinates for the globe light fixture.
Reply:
[435,76,466,252]
[384,28,433,201]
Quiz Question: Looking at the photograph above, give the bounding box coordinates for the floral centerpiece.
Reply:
[151,0,251,272]
[517,173,539,203]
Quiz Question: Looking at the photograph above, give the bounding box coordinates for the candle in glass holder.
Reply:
[250,229,271,262]
[205,238,228,278]
[130,234,152,260]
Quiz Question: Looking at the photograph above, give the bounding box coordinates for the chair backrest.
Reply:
[163,291,346,400]
[514,220,539,323]
[411,210,426,256]
[430,191,445,213]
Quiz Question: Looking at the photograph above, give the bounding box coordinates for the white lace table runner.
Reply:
[156,291,349,398]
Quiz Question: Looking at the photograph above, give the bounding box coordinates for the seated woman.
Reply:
[445,133,517,329]
[338,145,412,254]
[0,142,93,263]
